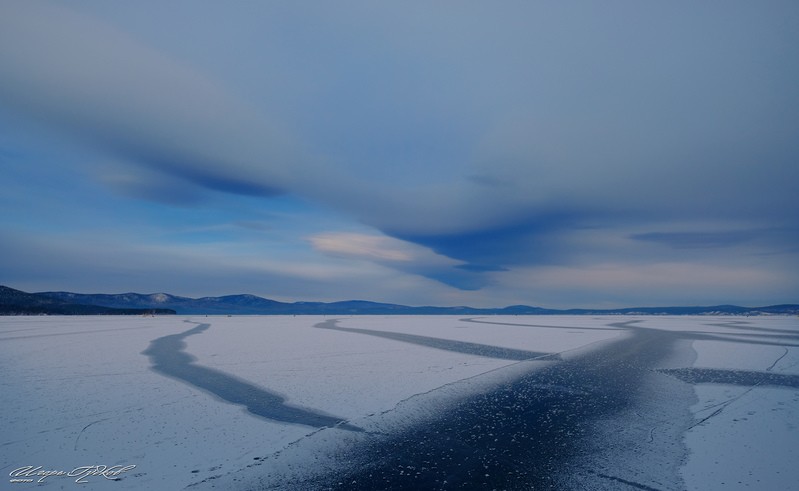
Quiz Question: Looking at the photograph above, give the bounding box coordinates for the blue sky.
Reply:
[1,1,797,308]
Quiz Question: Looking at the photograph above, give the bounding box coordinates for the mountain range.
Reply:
[0,285,175,315]
[1,285,794,316]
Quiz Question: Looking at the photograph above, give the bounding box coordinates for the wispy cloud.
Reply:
[309,232,490,290]
[0,1,298,196]
[310,233,427,263]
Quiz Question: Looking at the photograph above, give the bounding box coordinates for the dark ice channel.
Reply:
[286,318,798,490]
[658,367,799,389]
[301,321,695,490]
[142,321,361,431]
[315,319,556,361]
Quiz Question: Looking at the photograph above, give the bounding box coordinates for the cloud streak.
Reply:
[0,1,297,197]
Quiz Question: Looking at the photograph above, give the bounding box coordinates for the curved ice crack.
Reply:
[142,320,361,431]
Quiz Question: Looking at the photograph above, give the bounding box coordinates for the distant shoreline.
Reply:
[2,285,796,317]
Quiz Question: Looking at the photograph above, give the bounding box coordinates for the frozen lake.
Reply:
[1,315,797,490]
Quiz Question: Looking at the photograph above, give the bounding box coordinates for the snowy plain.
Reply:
[0,315,797,490]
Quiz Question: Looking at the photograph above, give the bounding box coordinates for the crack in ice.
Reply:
[142,320,362,431]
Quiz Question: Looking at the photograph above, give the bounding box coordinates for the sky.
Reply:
[1,0,797,308]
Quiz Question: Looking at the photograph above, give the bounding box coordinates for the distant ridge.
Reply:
[28,287,799,316]
[0,286,176,315]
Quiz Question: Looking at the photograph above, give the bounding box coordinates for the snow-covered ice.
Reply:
[1,315,796,490]
[677,318,799,491]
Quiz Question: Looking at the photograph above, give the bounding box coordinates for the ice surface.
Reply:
[0,316,616,489]
[678,317,799,491]
[1,315,796,490]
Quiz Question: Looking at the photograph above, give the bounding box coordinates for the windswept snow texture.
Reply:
[0,315,797,490]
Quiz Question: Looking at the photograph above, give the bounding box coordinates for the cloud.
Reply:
[393,211,580,272]
[0,1,297,197]
[98,167,207,206]
[0,230,433,302]
[1,1,797,304]
[497,261,797,308]
[309,232,489,290]
[626,226,799,259]
[310,233,424,263]
[630,230,758,250]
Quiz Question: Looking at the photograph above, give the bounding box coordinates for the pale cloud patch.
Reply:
[309,232,455,265]
[308,232,491,290]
